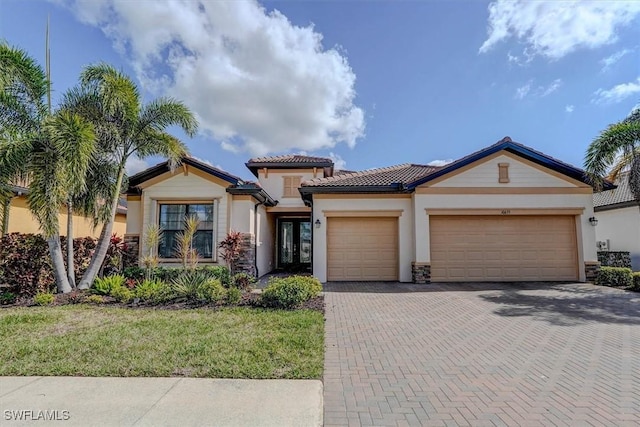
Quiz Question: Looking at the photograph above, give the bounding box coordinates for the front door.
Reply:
[278,218,311,272]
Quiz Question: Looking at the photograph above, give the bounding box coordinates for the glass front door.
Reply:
[278,218,311,272]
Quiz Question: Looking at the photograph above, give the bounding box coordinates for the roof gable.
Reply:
[127,157,241,194]
[407,137,614,190]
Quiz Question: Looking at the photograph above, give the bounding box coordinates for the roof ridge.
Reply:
[304,163,412,184]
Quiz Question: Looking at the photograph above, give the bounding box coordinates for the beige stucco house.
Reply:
[124,137,608,283]
[593,174,640,270]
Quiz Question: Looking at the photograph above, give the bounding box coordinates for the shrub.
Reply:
[85,295,104,304]
[200,266,232,287]
[0,291,17,305]
[0,233,54,296]
[196,278,226,303]
[218,230,243,274]
[135,279,172,304]
[123,266,145,281]
[596,267,633,288]
[226,286,242,305]
[232,272,256,291]
[632,272,640,291]
[261,276,322,309]
[33,292,55,306]
[154,267,182,283]
[110,284,134,303]
[171,271,226,303]
[92,275,126,295]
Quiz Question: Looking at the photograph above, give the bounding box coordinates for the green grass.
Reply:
[0,306,324,379]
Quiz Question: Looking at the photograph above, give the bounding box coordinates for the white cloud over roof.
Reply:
[58,0,365,156]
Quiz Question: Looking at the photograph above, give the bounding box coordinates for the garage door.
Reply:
[430,216,578,282]
[327,217,398,281]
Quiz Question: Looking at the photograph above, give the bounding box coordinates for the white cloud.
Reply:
[565,105,575,113]
[328,152,347,170]
[515,81,532,99]
[56,0,365,156]
[125,157,150,175]
[427,159,453,167]
[192,156,213,166]
[515,78,562,99]
[480,1,640,60]
[593,77,640,104]
[601,48,631,71]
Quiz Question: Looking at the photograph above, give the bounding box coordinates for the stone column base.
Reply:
[584,261,600,283]
[412,262,431,284]
[123,234,140,268]
[235,233,256,276]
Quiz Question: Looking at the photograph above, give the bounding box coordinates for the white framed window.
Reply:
[158,202,215,259]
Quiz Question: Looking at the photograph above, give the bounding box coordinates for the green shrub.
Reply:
[226,286,242,305]
[92,275,126,295]
[85,295,104,304]
[135,279,172,303]
[110,285,134,303]
[232,272,256,290]
[632,272,640,291]
[596,267,633,288]
[123,266,145,281]
[33,292,55,306]
[200,266,232,287]
[0,291,17,305]
[196,279,226,303]
[261,276,322,309]
[154,267,182,283]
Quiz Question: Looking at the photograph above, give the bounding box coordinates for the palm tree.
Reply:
[585,108,640,202]
[70,64,198,289]
[0,43,95,293]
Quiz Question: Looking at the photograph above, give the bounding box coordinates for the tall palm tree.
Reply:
[70,64,198,289]
[585,108,640,202]
[0,43,95,293]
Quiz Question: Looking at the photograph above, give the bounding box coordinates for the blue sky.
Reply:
[1,0,639,180]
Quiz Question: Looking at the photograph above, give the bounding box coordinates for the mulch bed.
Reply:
[1,290,325,313]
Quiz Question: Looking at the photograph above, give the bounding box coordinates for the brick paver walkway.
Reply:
[323,282,640,426]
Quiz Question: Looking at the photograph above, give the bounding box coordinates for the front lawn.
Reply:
[0,306,324,379]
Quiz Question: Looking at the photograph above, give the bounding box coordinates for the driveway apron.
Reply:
[323,282,640,426]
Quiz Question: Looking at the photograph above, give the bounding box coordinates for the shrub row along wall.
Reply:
[0,233,121,296]
[597,251,632,269]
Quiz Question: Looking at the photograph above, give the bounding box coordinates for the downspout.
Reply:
[254,200,265,278]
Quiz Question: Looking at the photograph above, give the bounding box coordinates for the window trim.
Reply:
[283,176,302,198]
[155,199,218,262]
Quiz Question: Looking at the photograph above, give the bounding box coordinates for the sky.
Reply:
[1,0,639,181]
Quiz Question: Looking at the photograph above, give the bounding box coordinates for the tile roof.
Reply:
[247,154,333,165]
[302,164,441,187]
[593,173,636,208]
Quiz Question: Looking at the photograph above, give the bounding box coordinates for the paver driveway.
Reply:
[323,282,640,426]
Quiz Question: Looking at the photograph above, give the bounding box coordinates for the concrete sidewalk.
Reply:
[0,377,323,427]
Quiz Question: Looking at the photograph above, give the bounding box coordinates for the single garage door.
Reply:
[430,215,578,282]
[327,217,398,281]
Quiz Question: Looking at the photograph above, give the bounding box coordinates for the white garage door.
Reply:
[430,215,578,282]
[327,217,398,281]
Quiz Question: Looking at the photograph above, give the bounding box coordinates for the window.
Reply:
[283,176,302,197]
[158,203,215,259]
[498,163,510,183]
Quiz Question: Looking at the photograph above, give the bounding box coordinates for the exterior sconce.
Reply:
[589,217,598,226]
[315,219,321,228]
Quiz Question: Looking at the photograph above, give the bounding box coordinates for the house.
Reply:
[593,173,640,270]
[124,137,610,283]
[2,180,127,238]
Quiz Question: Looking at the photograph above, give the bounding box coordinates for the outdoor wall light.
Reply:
[589,217,598,226]
[315,219,321,228]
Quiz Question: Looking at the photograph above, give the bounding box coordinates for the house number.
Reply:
[501,209,511,215]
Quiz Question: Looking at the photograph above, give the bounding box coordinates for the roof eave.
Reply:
[594,200,639,212]
[246,161,334,177]
[226,187,277,206]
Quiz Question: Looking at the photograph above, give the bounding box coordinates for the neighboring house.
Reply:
[125,137,610,283]
[593,173,640,270]
[2,181,127,238]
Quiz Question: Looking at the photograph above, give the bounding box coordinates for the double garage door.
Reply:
[430,215,579,282]
[326,214,579,282]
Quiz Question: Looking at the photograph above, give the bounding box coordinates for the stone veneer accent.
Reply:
[234,232,256,276]
[597,251,632,269]
[584,262,600,284]
[412,262,431,284]
[123,234,140,268]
